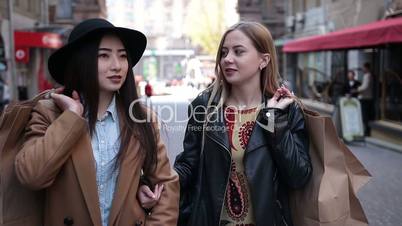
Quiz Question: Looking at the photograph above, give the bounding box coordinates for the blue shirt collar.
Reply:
[105,95,118,122]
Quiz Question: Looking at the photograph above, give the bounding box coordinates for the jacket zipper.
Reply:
[276,199,289,226]
[206,133,231,224]
[274,170,288,226]
[282,216,289,226]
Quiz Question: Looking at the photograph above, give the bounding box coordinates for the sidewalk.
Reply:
[365,136,402,153]
[349,143,402,226]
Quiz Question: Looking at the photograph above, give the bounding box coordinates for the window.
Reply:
[381,45,402,123]
[298,52,333,103]
[56,0,73,19]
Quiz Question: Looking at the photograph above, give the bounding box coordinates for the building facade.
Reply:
[50,0,106,25]
[236,0,287,76]
[0,0,106,101]
[1,0,46,100]
[107,0,196,82]
[237,0,286,39]
[283,0,402,148]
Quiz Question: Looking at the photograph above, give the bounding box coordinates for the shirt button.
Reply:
[266,112,271,117]
[101,140,105,144]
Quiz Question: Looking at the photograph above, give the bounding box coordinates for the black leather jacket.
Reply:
[174,90,312,226]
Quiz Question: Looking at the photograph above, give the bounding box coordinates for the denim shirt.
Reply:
[90,96,120,226]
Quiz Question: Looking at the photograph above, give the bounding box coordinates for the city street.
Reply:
[352,143,402,226]
[150,96,402,226]
[1,0,402,225]
[146,94,191,162]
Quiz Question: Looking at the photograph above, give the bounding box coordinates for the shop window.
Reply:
[300,66,331,103]
[298,52,333,103]
[382,45,402,123]
[328,51,347,104]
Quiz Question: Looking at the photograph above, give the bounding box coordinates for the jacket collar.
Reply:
[84,94,118,122]
[247,111,269,152]
[105,95,118,122]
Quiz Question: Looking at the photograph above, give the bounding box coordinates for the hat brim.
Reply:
[48,27,147,85]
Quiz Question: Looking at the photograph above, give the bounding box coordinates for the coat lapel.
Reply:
[246,95,270,152]
[71,132,103,226]
[246,110,269,152]
[108,138,141,226]
[205,106,231,153]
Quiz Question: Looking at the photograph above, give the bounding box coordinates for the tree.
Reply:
[184,0,226,55]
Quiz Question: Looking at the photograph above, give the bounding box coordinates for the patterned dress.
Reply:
[220,106,259,226]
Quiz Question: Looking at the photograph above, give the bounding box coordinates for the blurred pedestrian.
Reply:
[357,62,374,135]
[145,80,153,97]
[344,70,361,97]
[15,18,179,226]
[138,21,312,226]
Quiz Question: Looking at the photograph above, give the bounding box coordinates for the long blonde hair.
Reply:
[207,21,280,109]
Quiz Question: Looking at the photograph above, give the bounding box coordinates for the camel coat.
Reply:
[15,99,179,226]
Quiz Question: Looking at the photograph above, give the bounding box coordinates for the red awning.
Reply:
[14,31,62,49]
[283,17,402,53]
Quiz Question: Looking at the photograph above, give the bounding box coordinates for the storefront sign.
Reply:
[15,47,30,64]
[339,97,364,141]
[14,31,62,49]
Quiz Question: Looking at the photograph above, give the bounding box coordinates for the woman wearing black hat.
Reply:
[15,18,179,226]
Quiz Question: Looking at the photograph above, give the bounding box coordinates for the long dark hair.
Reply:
[62,33,158,175]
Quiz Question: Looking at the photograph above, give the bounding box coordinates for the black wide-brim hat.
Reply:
[48,18,147,85]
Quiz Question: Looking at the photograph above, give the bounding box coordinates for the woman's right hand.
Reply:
[137,184,163,209]
[51,87,84,116]
[267,86,294,110]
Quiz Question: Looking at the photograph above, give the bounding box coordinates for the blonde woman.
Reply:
[140,21,312,226]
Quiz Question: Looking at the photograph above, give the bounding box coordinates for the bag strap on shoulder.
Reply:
[32,89,54,103]
[16,89,55,107]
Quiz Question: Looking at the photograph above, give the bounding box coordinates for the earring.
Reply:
[259,65,263,70]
